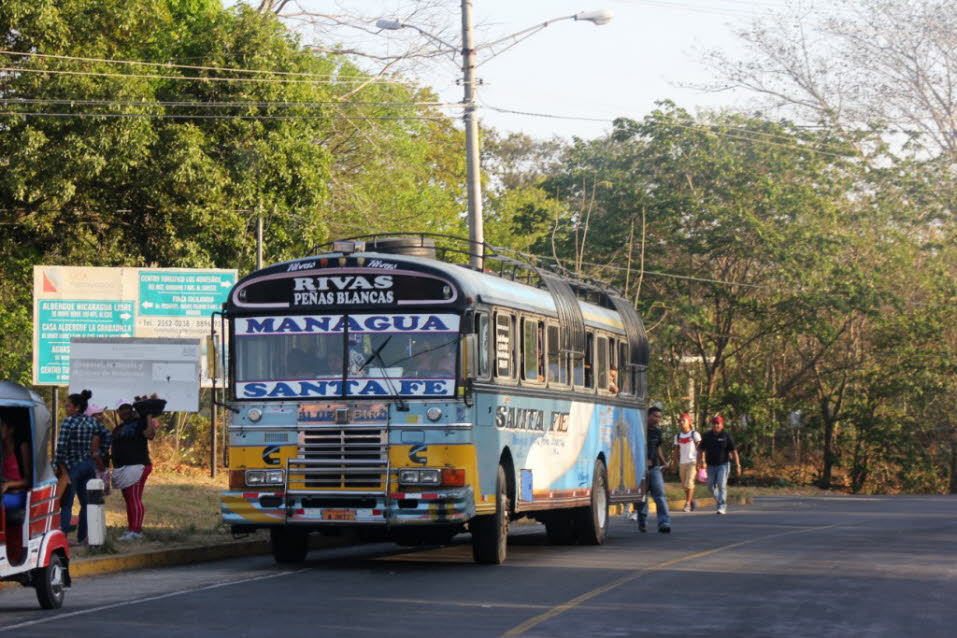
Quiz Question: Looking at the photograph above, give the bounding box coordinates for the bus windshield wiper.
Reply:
[357,335,392,374]
[356,336,408,411]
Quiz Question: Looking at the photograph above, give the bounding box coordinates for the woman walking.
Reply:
[112,397,163,540]
[54,389,110,543]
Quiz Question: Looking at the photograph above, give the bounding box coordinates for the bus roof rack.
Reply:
[314,233,627,310]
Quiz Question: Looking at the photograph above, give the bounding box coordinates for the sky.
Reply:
[268,0,793,140]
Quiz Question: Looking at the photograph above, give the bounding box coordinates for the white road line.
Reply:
[0,568,308,632]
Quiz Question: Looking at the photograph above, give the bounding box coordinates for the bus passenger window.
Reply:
[597,336,609,390]
[576,332,594,389]
[475,313,490,377]
[546,324,566,385]
[495,313,513,378]
[522,318,543,382]
[618,341,632,395]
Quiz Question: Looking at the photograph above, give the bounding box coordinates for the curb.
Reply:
[69,533,355,579]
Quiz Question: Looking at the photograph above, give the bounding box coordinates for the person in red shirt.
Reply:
[1,417,31,564]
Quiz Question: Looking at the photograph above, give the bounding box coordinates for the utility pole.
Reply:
[461,0,484,271]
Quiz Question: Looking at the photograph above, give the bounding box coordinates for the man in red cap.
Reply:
[697,415,741,514]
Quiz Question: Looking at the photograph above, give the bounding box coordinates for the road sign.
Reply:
[33,266,236,386]
[69,338,201,412]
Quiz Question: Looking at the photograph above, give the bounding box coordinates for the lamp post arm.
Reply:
[376,20,459,54]
[476,15,575,55]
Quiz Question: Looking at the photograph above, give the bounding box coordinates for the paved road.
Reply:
[2,496,956,637]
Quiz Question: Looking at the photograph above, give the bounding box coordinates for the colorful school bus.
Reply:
[218,236,649,564]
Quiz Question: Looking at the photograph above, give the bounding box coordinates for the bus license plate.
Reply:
[322,509,355,521]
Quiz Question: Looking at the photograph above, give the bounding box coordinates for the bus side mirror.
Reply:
[460,334,478,381]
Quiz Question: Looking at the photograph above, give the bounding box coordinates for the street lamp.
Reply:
[377,3,613,270]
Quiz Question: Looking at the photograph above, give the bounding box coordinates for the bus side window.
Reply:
[522,318,543,383]
[575,332,594,389]
[546,323,566,385]
[596,336,609,390]
[494,312,513,379]
[618,340,633,395]
[475,312,490,378]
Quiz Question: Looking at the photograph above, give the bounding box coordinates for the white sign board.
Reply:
[68,338,201,412]
[33,265,235,386]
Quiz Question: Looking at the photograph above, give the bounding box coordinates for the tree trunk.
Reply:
[821,399,836,488]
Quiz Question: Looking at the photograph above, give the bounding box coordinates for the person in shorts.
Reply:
[672,413,701,512]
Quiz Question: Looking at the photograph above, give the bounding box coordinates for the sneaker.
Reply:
[638,523,647,533]
[717,509,727,515]
[628,512,638,521]
[658,526,671,534]
[682,504,691,512]
[117,531,142,541]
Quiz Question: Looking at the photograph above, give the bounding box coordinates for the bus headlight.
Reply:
[418,470,441,485]
[398,469,420,485]
[247,408,263,423]
[245,469,284,486]
[398,469,441,486]
[426,407,442,422]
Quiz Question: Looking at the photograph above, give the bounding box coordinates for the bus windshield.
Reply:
[233,312,460,400]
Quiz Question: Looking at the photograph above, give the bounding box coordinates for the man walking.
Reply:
[636,406,671,533]
[698,416,741,515]
[672,414,701,512]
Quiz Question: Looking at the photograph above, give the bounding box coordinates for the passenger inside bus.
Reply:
[608,368,620,394]
[347,336,369,376]
[287,347,317,378]
[1,415,31,565]
[322,350,345,377]
[419,346,455,378]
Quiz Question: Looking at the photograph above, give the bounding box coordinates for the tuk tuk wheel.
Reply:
[35,552,66,610]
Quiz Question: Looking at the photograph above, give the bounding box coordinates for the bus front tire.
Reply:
[471,464,509,564]
[575,459,609,545]
[271,527,309,563]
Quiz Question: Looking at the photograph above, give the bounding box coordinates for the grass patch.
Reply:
[69,467,265,559]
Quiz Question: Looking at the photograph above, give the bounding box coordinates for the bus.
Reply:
[217,235,649,564]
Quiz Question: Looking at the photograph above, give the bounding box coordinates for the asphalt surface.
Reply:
[2,495,956,637]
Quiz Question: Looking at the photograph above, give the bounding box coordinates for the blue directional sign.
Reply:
[138,270,235,317]
[33,266,237,387]
[36,299,135,385]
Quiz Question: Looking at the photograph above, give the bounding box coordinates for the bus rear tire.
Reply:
[544,515,577,545]
[471,464,509,564]
[271,527,309,563]
[575,459,609,545]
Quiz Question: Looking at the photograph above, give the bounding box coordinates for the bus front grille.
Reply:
[288,428,387,490]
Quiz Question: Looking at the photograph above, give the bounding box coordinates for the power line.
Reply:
[0,110,453,121]
[0,49,408,82]
[483,102,859,158]
[0,65,403,86]
[0,97,462,109]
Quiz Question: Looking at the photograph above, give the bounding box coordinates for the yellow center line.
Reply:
[502,523,841,637]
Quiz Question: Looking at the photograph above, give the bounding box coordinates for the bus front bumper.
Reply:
[221,486,476,528]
